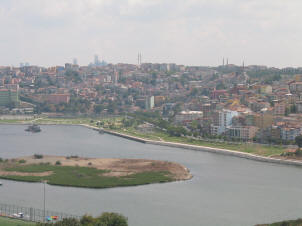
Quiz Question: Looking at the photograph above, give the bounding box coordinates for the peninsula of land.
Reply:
[0,155,192,188]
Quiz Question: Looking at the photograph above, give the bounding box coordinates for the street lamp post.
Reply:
[43,180,46,222]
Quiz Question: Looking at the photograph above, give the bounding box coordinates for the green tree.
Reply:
[80,215,96,226]
[190,88,198,97]
[295,135,302,148]
[65,70,82,83]
[96,212,128,226]
[5,101,16,110]
[216,81,226,90]
[290,105,297,113]
[94,104,104,114]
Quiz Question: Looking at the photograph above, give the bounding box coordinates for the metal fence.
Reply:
[0,202,81,223]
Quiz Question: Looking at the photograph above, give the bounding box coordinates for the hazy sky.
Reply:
[0,0,302,67]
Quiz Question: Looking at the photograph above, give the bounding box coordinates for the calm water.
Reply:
[1,125,302,226]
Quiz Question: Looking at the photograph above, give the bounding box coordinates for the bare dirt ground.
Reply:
[0,170,52,177]
[0,155,192,180]
[271,155,302,161]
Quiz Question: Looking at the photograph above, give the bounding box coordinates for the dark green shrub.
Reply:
[96,212,128,226]
[34,154,43,159]
[295,149,302,156]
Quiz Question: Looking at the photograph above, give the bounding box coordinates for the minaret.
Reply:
[138,53,142,66]
[139,53,142,65]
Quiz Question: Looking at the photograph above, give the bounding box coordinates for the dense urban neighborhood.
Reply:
[1,59,302,148]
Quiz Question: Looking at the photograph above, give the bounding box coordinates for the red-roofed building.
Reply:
[44,94,70,104]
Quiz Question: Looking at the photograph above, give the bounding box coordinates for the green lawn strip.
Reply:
[0,216,35,226]
[114,128,161,141]
[113,128,285,157]
[0,164,173,188]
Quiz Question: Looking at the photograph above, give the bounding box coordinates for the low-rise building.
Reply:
[281,126,301,141]
[274,102,286,115]
[175,111,203,124]
[0,89,19,106]
[44,94,70,104]
[227,126,259,140]
[296,101,302,113]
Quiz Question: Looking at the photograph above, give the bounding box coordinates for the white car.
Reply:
[12,212,24,218]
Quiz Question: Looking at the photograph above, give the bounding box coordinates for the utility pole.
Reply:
[43,180,46,222]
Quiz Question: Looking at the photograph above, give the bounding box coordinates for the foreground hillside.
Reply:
[257,218,302,226]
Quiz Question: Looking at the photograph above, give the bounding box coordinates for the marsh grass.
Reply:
[0,164,173,188]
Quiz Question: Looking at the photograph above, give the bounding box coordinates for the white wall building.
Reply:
[211,109,239,135]
[175,111,203,124]
[145,96,154,110]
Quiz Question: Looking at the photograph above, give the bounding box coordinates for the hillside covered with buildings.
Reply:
[1,61,302,145]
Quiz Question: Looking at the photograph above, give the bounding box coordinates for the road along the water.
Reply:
[1,125,302,226]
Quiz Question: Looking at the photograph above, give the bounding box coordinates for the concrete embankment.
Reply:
[98,128,302,167]
[147,140,302,167]
[101,129,147,143]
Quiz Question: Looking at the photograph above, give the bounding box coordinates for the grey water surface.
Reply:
[1,125,302,226]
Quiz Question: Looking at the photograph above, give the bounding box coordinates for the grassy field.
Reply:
[0,164,173,188]
[0,119,33,124]
[0,217,35,226]
[113,128,285,157]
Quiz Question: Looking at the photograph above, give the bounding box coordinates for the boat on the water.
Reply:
[25,124,41,133]
[0,182,2,186]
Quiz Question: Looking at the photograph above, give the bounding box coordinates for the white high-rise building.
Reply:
[211,109,239,135]
[145,96,154,110]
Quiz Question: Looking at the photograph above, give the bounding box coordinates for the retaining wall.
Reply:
[101,129,302,167]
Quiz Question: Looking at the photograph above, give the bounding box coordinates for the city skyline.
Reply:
[1,0,302,67]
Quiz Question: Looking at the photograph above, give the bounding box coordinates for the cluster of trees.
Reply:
[65,70,82,83]
[121,117,139,128]
[34,97,91,114]
[167,125,189,137]
[37,212,128,226]
[295,135,302,148]
[282,136,302,157]
[129,111,190,137]
[94,101,118,114]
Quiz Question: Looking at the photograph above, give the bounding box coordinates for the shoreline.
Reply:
[1,122,302,167]
[97,127,302,168]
